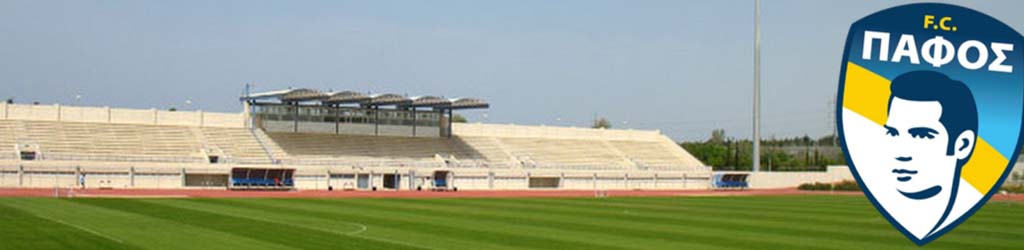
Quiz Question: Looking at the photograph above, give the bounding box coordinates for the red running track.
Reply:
[0,187,866,199]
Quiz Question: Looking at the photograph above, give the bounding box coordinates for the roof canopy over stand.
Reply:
[241,88,489,138]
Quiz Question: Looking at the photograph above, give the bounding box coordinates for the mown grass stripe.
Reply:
[554,196,1024,248]
[647,196,1024,238]
[306,198,745,250]
[70,198,426,250]
[303,197,888,250]
[146,199,469,250]
[375,197,1018,249]
[424,198,901,239]
[5,198,304,250]
[360,197,905,250]
[0,200,139,250]
[210,198,639,250]
[503,196,1024,238]
[163,199,534,250]
[0,195,1020,250]
[40,215,125,244]
[448,197,888,229]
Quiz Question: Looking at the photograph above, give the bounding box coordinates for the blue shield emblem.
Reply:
[837,3,1024,245]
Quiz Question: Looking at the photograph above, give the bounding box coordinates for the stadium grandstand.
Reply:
[0,88,712,191]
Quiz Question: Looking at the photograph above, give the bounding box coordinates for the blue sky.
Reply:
[2,0,1022,141]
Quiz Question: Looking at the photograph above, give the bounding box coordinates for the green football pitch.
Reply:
[0,195,1021,249]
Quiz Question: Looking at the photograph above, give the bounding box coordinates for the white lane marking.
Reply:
[54,219,126,244]
[32,214,125,244]
[0,202,125,244]
[340,221,368,235]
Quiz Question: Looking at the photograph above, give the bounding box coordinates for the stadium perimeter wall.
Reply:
[453,123,664,141]
[0,160,711,190]
[719,166,854,189]
[0,161,853,190]
[1,103,245,128]
[0,103,657,140]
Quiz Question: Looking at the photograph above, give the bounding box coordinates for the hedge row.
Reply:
[1000,184,1024,194]
[798,180,861,191]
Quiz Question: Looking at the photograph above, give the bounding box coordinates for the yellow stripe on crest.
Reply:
[961,138,1008,194]
[842,62,891,126]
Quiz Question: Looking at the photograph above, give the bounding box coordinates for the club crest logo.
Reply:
[837,3,1024,245]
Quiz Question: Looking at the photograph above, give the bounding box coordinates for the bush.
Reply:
[798,180,860,191]
[798,182,826,191]
[833,180,861,191]
[1000,184,1024,194]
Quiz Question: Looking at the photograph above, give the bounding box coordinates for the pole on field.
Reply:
[752,0,762,173]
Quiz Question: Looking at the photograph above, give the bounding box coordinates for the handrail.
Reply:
[248,128,278,164]
[39,153,204,163]
[279,157,442,168]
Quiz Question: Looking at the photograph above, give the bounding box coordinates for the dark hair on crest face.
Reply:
[886,70,978,167]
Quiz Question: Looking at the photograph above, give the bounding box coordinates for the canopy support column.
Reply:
[447,109,453,138]
[292,102,298,133]
[374,105,380,136]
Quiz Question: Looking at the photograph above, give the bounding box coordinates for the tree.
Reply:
[591,117,612,129]
[168,107,177,112]
[678,131,847,171]
[817,134,838,146]
[708,129,726,144]
[452,114,467,123]
[681,142,729,167]
[4,98,11,104]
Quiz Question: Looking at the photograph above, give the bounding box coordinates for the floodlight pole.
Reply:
[752,0,762,173]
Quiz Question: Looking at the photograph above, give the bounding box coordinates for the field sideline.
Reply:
[0,195,1021,249]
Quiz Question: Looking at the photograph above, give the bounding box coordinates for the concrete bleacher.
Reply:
[251,128,286,161]
[0,120,16,159]
[498,137,630,169]
[0,120,707,171]
[16,120,205,163]
[450,136,513,162]
[610,140,701,167]
[201,127,274,164]
[257,133,705,171]
[265,132,488,164]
